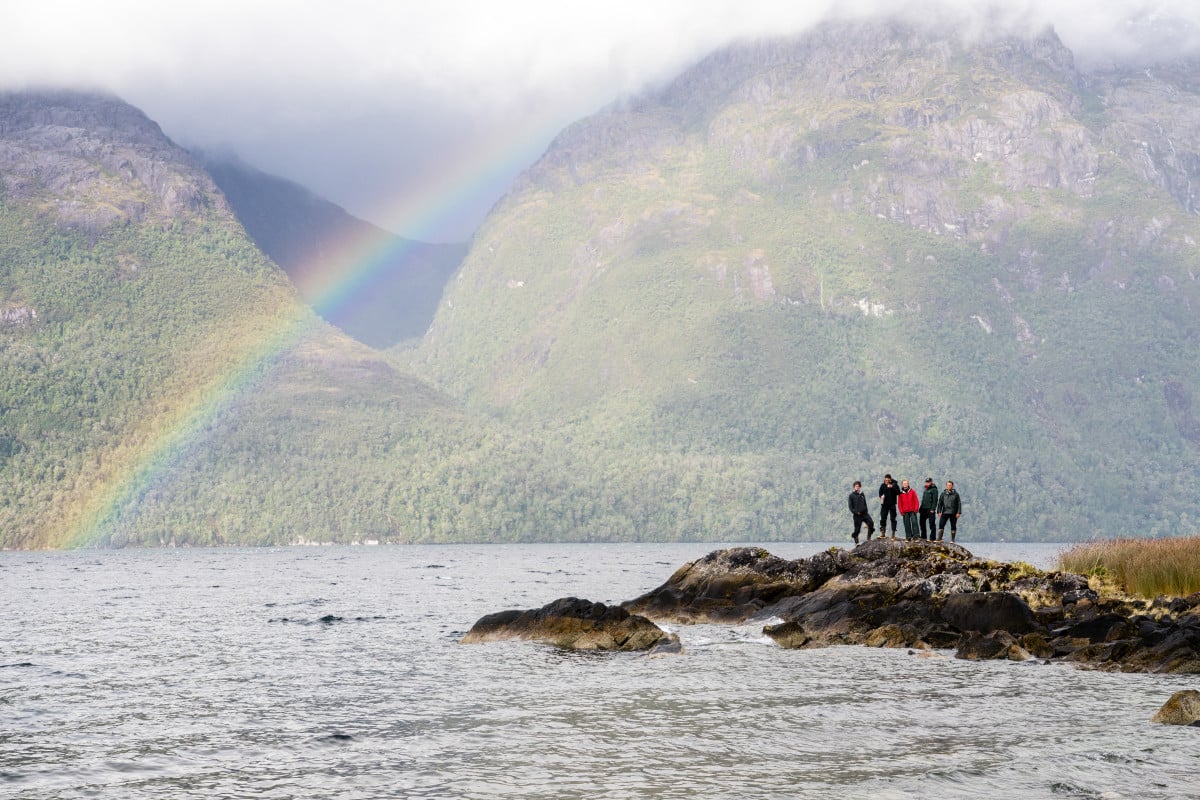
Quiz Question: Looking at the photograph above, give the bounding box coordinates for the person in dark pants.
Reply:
[877,474,901,539]
[897,479,920,540]
[919,477,939,540]
[847,481,875,545]
[937,480,962,542]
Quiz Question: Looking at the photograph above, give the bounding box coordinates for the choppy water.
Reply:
[2,542,1197,799]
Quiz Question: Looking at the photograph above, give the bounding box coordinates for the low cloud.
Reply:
[3,1,1198,240]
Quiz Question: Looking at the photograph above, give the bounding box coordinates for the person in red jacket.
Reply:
[897,479,921,541]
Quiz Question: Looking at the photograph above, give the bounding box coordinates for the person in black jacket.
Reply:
[847,481,875,545]
[877,474,901,539]
[919,477,939,541]
[936,480,963,542]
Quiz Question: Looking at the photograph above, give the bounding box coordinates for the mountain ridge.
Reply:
[411,19,1200,539]
[4,18,1200,546]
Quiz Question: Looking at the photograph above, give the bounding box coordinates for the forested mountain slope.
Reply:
[0,91,546,547]
[412,20,1200,539]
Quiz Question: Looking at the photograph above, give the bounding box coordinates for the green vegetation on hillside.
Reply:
[8,24,1200,549]
[410,22,1200,542]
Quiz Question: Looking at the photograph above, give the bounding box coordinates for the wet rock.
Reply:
[1047,635,1090,657]
[624,546,851,623]
[1119,626,1200,674]
[762,619,812,649]
[942,592,1041,635]
[1062,613,1137,643]
[955,630,1031,661]
[1151,690,1200,725]
[473,545,1200,672]
[765,573,957,650]
[461,597,671,651]
[647,634,685,658]
[864,624,909,648]
[1135,617,1170,647]
[1020,633,1055,659]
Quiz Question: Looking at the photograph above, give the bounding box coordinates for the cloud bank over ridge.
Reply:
[3,1,1198,240]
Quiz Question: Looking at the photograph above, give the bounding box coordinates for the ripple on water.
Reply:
[0,542,1195,800]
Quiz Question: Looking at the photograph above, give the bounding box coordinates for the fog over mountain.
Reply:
[3,1,1198,241]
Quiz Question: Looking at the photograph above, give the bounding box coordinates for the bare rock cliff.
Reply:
[0,90,228,230]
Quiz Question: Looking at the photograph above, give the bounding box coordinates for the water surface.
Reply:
[2,542,1195,799]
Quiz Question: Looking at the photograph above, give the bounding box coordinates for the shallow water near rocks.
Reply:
[2,542,1197,799]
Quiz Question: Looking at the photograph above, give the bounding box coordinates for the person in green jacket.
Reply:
[919,477,939,540]
[936,480,962,542]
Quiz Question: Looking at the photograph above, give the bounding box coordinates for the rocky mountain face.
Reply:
[202,155,466,348]
[413,19,1200,539]
[0,90,226,230]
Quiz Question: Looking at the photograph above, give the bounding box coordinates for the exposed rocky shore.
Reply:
[460,596,680,652]
[463,541,1200,674]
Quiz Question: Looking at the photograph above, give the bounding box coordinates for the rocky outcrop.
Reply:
[467,544,1200,671]
[1151,689,1200,725]
[0,90,227,230]
[0,303,36,326]
[461,597,675,651]
[638,543,1200,673]
[623,546,853,623]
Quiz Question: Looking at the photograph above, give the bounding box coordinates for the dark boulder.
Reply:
[955,630,1032,661]
[762,578,900,647]
[1119,626,1200,674]
[941,592,1040,635]
[624,546,852,623]
[1060,613,1137,644]
[461,597,671,651]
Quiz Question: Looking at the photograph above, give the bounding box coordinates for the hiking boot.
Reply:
[852,533,860,545]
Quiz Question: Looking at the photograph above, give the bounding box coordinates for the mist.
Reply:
[3,0,1198,241]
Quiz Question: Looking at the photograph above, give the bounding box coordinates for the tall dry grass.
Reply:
[1058,537,1200,599]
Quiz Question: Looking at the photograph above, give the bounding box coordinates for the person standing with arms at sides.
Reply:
[919,477,939,540]
[897,479,920,540]
[937,480,962,542]
[847,481,875,545]
[878,474,901,539]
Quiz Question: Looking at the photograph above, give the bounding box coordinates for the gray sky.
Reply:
[4,1,1199,241]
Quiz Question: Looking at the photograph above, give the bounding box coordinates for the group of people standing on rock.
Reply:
[847,474,962,545]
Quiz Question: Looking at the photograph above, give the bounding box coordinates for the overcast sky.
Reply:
[4,1,1200,241]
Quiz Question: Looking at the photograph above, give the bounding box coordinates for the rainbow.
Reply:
[60,103,571,548]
